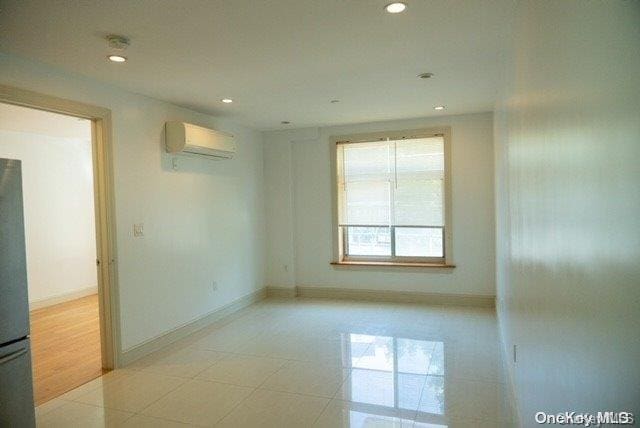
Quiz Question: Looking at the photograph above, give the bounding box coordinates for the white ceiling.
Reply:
[0,0,515,130]
[0,103,91,140]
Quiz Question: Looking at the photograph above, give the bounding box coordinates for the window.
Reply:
[333,129,451,265]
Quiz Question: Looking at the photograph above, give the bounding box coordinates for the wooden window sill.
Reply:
[331,261,455,268]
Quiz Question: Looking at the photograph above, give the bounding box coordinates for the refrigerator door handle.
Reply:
[0,347,27,365]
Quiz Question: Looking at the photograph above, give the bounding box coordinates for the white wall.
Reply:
[1,53,266,351]
[0,129,97,305]
[494,0,640,423]
[264,113,495,296]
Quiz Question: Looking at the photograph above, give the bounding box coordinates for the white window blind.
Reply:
[336,136,445,259]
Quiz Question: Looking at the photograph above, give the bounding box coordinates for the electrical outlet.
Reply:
[133,223,144,237]
[212,281,218,291]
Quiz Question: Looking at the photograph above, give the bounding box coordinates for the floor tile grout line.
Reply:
[124,375,190,417]
[118,409,138,425]
[414,341,438,413]
[130,378,258,427]
[253,385,344,401]
[251,359,291,390]
[310,393,333,426]
[211,383,259,426]
[39,399,160,426]
[201,346,359,368]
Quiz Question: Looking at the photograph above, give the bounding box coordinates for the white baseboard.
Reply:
[266,286,297,298]
[294,286,495,308]
[119,287,267,367]
[29,286,98,310]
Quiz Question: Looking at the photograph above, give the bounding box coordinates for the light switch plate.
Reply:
[133,223,144,237]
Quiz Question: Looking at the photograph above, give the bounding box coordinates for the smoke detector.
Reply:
[106,35,130,51]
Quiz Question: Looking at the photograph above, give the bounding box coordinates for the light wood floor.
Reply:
[29,294,105,405]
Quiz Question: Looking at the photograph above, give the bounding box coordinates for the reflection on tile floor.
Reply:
[36,298,515,427]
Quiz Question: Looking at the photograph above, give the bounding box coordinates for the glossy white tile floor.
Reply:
[36,298,515,427]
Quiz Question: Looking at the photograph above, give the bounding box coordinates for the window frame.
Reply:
[330,127,453,267]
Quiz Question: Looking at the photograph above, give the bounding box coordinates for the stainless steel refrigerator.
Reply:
[0,158,36,427]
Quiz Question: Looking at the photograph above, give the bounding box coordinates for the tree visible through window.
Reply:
[336,133,448,263]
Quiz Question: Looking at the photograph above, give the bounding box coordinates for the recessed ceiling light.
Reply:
[434,105,445,110]
[107,55,127,63]
[385,2,407,13]
[221,98,233,104]
[418,72,434,79]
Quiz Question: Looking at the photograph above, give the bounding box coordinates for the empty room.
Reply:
[0,1,638,427]
[0,103,104,406]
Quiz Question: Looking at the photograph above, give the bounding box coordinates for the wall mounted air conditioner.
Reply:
[165,121,236,159]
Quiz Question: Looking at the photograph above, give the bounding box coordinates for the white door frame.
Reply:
[0,84,121,369]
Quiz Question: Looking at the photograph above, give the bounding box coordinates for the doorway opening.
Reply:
[0,100,115,405]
